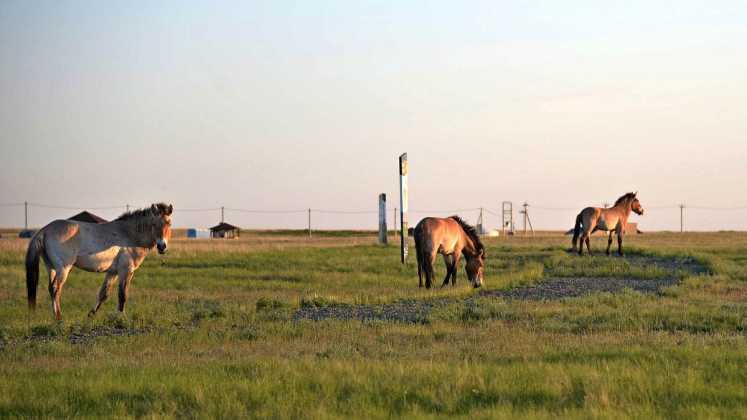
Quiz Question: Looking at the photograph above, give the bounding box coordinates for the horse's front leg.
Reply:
[617,232,624,256]
[451,253,461,286]
[117,270,135,312]
[606,232,614,256]
[89,271,118,317]
[440,254,454,288]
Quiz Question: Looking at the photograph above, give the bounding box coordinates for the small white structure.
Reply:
[186,228,211,239]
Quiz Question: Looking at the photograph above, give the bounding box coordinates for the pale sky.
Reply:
[1,1,746,231]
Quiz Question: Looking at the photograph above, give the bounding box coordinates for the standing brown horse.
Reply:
[414,216,485,289]
[25,203,173,320]
[572,192,644,256]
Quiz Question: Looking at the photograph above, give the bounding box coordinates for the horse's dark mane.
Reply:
[448,215,484,253]
[613,192,637,207]
[115,203,169,221]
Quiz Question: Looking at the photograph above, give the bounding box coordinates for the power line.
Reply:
[227,208,307,214]
[687,206,747,211]
[312,209,378,214]
[27,202,124,210]
[410,208,480,214]
[178,207,222,212]
[530,206,578,211]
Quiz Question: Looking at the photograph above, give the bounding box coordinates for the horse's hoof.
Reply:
[87,310,96,318]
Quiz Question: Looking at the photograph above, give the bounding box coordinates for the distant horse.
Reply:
[26,203,173,320]
[572,192,644,256]
[414,216,485,289]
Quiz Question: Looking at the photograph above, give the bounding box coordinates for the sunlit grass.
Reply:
[1,231,747,418]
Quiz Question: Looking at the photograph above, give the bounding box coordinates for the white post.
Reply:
[378,193,388,245]
[399,153,408,263]
[393,207,397,238]
[680,204,685,233]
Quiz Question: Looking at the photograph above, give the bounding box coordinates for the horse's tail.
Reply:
[413,223,423,283]
[571,212,583,250]
[25,231,44,310]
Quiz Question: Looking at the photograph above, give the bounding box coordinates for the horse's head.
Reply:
[631,192,644,215]
[149,203,173,254]
[465,248,485,288]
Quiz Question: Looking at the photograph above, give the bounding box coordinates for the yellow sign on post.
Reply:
[399,153,408,263]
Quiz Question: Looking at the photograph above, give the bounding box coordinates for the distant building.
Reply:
[68,211,108,224]
[18,230,35,238]
[626,223,641,234]
[210,222,240,239]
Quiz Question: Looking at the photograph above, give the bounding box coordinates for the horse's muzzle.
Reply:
[157,243,167,254]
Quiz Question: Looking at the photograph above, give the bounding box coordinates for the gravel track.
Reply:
[294,255,704,323]
[479,276,679,300]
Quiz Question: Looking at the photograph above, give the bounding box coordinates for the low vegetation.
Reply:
[1,231,746,418]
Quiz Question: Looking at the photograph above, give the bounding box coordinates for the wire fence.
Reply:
[2,200,747,232]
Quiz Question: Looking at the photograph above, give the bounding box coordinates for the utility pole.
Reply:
[126,204,130,213]
[502,201,513,235]
[308,208,312,238]
[24,201,28,230]
[520,202,534,236]
[220,206,225,223]
[679,204,685,233]
[477,207,484,235]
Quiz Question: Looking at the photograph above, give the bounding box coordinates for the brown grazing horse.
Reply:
[414,216,485,289]
[572,192,644,256]
[26,203,173,320]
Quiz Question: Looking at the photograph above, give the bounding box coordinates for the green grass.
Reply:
[1,232,747,418]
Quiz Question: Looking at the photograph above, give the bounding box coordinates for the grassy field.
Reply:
[1,231,746,418]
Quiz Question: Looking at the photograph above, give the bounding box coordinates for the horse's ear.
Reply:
[634,191,638,196]
[167,204,173,215]
[150,204,158,215]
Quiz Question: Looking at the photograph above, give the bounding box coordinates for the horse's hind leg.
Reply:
[424,251,436,289]
[617,233,624,256]
[578,232,587,255]
[606,232,613,256]
[585,235,592,256]
[48,266,71,321]
[416,246,423,288]
[89,271,118,317]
